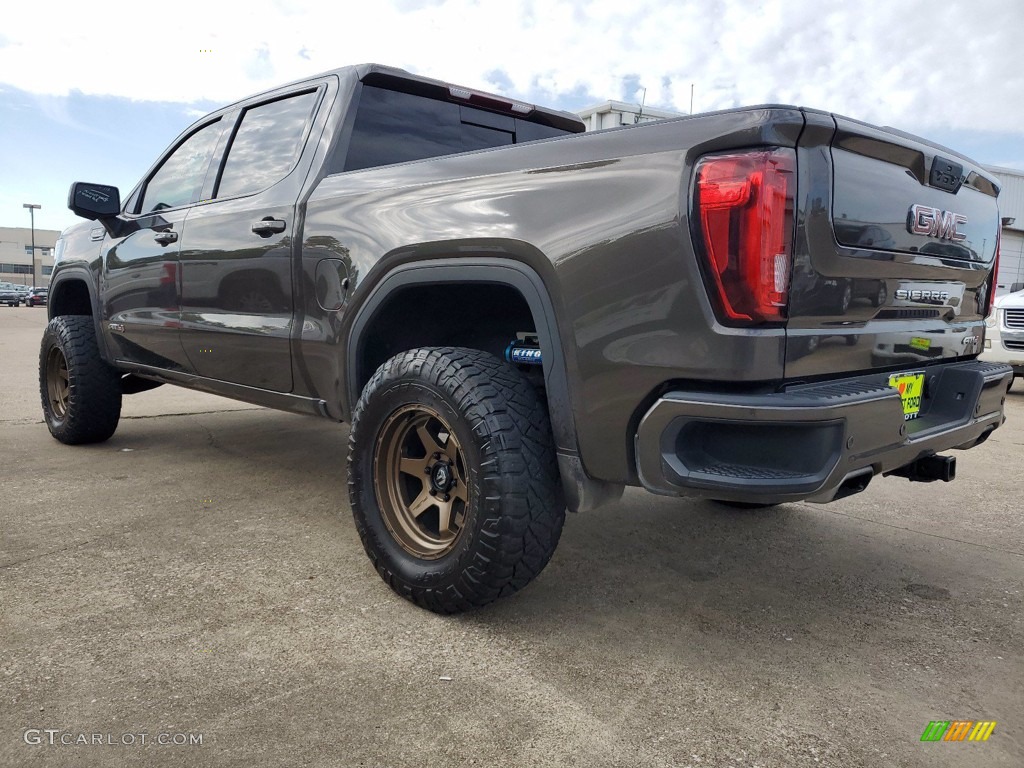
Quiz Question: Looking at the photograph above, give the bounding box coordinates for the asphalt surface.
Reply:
[1,306,1022,768]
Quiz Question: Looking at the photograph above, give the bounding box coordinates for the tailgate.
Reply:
[786,112,1001,378]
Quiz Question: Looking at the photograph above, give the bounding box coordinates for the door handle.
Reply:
[251,218,287,237]
[153,231,178,246]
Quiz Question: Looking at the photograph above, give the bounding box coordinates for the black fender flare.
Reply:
[48,266,113,364]
[345,256,623,513]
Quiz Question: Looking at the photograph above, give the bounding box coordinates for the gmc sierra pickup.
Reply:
[43,64,1012,613]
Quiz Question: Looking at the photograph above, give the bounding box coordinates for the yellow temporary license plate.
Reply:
[909,337,931,352]
[889,371,925,421]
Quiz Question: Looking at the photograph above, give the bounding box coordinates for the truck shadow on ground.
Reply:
[102,407,1013,665]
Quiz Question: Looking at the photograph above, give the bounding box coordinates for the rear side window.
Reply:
[139,119,222,213]
[342,86,564,172]
[216,90,319,198]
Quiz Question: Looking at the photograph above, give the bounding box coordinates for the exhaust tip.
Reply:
[833,468,873,500]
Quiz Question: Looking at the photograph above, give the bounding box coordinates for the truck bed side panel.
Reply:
[301,108,806,483]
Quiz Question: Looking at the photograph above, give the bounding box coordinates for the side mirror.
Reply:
[68,182,121,220]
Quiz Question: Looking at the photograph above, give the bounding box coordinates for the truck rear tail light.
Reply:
[985,232,1000,318]
[694,148,796,324]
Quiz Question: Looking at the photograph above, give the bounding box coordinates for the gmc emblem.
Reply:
[907,204,967,242]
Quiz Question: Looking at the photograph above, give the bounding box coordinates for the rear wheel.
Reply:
[348,347,565,613]
[39,316,122,444]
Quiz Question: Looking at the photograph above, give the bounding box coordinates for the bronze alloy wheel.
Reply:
[46,346,71,421]
[348,347,565,613]
[373,404,471,559]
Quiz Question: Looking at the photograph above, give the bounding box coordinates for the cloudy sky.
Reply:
[2,0,1022,232]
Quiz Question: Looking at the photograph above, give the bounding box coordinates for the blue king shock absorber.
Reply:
[505,340,543,365]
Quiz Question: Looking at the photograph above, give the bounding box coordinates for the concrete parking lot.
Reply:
[1,305,1022,767]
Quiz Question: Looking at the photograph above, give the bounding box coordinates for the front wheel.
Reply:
[348,347,565,613]
[839,281,853,313]
[39,316,122,444]
[872,284,887,307]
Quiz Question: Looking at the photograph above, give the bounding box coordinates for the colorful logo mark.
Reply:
[920,721,996,742]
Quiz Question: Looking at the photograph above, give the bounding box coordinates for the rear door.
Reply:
[786,112,1000,377]
[178,85,327,392]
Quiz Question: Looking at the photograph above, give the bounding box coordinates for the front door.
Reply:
[102,118,225,370]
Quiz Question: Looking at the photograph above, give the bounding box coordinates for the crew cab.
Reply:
[41,64,1012,613]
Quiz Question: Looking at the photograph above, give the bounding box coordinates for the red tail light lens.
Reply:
[694,148,796,324]
[985,231,1000,317]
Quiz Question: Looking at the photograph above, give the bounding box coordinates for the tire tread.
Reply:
[347,347,565,613]
[39,315,122,444]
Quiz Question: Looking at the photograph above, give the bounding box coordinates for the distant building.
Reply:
[577,100,684,131]
[986,165,1024,296]
[0,226,59,286]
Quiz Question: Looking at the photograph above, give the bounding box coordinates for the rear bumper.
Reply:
[635,360,1012,504]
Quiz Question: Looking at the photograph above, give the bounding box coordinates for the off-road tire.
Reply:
[39,315,122,444]
[348,347,565,613]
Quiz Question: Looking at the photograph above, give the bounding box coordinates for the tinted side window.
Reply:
[515,121,571,143]
[345,88,462,171]
[139,120,222,213]
[345,87,531,172]
[217,91,319,199]
[462,122,513,151]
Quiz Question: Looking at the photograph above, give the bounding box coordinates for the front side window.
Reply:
[216,91,319,199]
[139,119,223,214]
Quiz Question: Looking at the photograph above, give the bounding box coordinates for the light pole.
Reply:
[23,203,40,287]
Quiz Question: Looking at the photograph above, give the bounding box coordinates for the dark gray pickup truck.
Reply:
[43,64,1012,612]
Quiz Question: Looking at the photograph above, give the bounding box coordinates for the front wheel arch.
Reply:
[48,270,113,364]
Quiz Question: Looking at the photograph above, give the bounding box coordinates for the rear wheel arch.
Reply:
[344,255,622,512]
[346,256,578,453]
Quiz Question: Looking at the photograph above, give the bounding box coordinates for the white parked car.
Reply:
[982,288,1024,388]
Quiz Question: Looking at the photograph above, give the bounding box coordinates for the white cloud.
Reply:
[2,0,1023,137]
